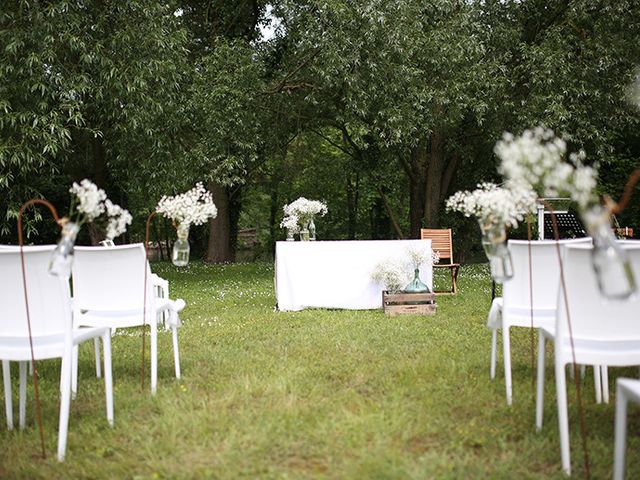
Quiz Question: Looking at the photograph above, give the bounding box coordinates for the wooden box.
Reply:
[382,291,437,316]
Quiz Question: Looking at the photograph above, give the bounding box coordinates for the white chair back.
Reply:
[557,244,640,343]
[503,238,592,324]
[0,246,71,337]
[72,244,154,311]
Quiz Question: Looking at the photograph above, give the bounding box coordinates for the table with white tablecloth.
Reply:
[275,239,432,311]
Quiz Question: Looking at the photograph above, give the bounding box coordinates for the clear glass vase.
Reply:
[286,230,295,241]
[404,268,430,293]
[480,221,513,283]
[583,205,636,300]
[299,228,310,241]
[308,219,316,241]
[49,221,80,278]
[172,226,190,267]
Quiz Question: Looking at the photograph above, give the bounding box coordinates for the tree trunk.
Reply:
[424,128,446,228]
[408,140,428,238]
[346,171,359,239]
[206,181,234,263]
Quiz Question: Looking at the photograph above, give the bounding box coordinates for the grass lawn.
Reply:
[1,262,638,478]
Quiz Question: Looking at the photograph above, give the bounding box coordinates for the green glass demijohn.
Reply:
[404,268,430,293]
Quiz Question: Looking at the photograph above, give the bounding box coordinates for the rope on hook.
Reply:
[17,198,64,460]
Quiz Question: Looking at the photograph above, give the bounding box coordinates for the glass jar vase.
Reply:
[308,219,316,241]
[583,205,636,300]
[49,221,80,278]
[404,268,430,293]
[479,221,513,283]
[172,225,190,267]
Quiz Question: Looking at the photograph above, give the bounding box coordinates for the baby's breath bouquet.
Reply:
[282,197,328,240]
[371,258,412,294]
[446,182,537,283]
[49,179,132,277]
[156,182,218,266]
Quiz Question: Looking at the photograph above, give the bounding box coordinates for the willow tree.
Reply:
[0,0,189,241]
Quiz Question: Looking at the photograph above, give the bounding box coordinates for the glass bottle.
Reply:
[308,219,316,241]
[479,221,514,283]
[49,221,80,278]
[583,205,636,300]
[172,225,190,267]
[404,268,430,293]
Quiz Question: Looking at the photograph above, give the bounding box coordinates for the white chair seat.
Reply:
[0,327,108,360]
[614,378,640,479]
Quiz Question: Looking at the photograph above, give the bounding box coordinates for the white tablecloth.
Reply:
[275,239,432,311]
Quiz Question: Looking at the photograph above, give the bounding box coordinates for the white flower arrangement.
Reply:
[67,179,131,239]
[69,179,107,222]
[283,197,328,225]
[406,246,440,269]
[105,199,133,241]
[280,214,300,233]
[446,182,538,230]
[156,182,218,230]
[495,126,598,209]
[371,257,413,293]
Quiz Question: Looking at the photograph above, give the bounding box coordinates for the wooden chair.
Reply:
[420,228,460,294]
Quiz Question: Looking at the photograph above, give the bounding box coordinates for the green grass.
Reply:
[1,262,639,478]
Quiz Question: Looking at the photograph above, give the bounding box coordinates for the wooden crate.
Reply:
[382,291,437,316]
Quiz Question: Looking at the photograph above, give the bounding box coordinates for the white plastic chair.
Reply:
[487,238,592,405]
[71,244,184,395]
[535,243,640,475]
[0,246,114,461]
[614,378,640,480]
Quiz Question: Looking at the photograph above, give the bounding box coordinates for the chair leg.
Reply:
[535,331,546,431]
[71,345,78,400]
[602,366,609,404]
[2,360,13,430]
[19,361,27,430]
[556,360,571,475]
[503,325,512,405]
[452,266,459,294]
[172,326,181,380]
[102,333,114,426]
[614,382,629,480]
[57,353,72,462]
[594,365,602,404]
[151,321,158,395]
[94,337,102,379]
[490,329,497,380]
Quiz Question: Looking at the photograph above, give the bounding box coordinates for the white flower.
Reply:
[283,197,328,224]
[495,127,598,209]
[406,246,439,269]
[446,182,538,230]
[104,199,133,241]
[280,214,300,233]
[70,179,107,221]
[156,182,218,230]
[371,257,412,292]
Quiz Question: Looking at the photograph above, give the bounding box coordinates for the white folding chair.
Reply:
[614,378,640,480]
[71,244,184,395]
[487,238,592,405]
[0,247,113,461]
[535,243,640,475]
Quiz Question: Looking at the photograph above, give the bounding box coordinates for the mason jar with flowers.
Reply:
[282,197,328,241]
[156,182,218,266]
